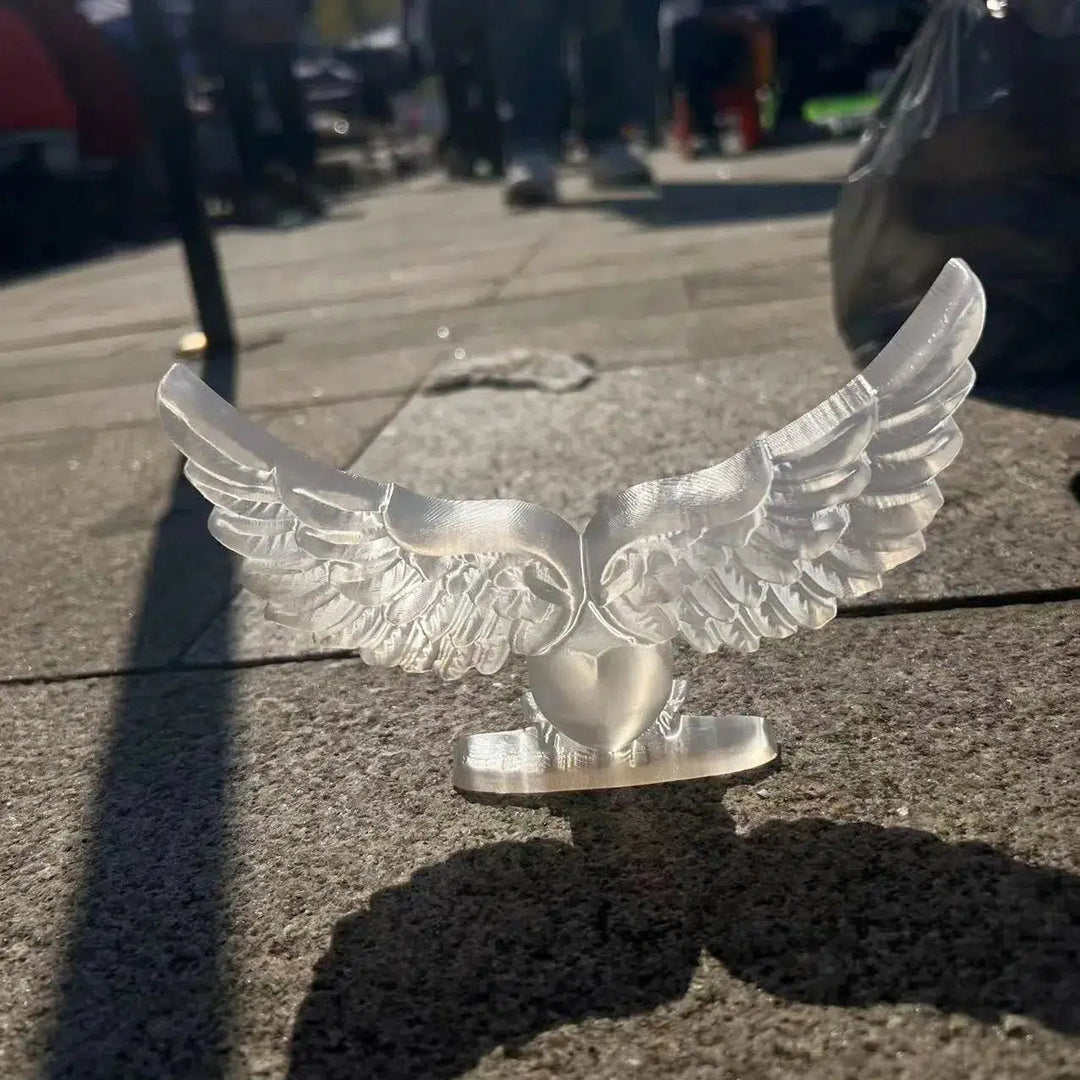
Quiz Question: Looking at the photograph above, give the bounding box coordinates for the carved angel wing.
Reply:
[583,257,986,653]
[157,364,584,678]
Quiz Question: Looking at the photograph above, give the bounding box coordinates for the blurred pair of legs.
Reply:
[428,0,652,205]
[427,0,505,179]
[489,0,653,204]
[217,44,323,222]
[665,14,748,149]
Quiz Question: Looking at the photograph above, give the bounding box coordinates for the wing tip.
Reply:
[156,361,240,448]
[157,361,201,416]
[863,258,987,392]
[939,258,988,342]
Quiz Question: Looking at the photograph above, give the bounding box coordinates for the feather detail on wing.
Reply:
[584,257,986,653]
[157,364,584,678]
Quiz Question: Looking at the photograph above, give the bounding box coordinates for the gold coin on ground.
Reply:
[175,332,207,358]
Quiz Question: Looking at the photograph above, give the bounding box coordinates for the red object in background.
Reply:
[715,87,763,148]
[670,18,773,157]
[5,0,147,162]
[0,9,78,135]
[671,88,763,155]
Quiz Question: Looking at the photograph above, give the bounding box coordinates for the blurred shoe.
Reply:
[771,117,829,146]
[685,133,722,159]
[293,179,328,218]
[234,188,280,226]
[504,151,557,207]
[442,144,474,180]
[588,141,653,188]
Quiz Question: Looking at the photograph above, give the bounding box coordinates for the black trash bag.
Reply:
[829,0,1080,386]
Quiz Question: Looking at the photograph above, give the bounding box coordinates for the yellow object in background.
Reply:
[313,0,355,43]
[176,332,207,358]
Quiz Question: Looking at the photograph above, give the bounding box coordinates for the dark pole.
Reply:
[130,0,236,361]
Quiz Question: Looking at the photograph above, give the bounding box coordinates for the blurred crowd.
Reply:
[0,0,926,271]
[0,0,423,271]
[408,0,924,205]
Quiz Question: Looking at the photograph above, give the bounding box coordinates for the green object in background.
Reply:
[757,86,778,133]
[803,94,881,135]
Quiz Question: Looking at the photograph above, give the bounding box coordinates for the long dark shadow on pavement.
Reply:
[562,180,842,229]
[45,352,237,1079]
[289,781,1080,1079]
[839,586,1080,618]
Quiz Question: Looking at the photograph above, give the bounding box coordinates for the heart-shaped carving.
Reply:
[526,609,674,752]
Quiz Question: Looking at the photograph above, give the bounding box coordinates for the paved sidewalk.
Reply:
[2,147,1078,1080]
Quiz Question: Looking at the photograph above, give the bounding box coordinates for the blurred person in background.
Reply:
[5,0,157,242]
[488,0,653,207]
[623,0,662,148]
[0,5,80,269]
[193,0,323,223]
[411,0,505,179]
[659,0,751,154]
[772,0,841,132]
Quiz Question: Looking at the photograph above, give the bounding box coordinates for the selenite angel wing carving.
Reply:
[157,364,585,678]
[583,258,986,653]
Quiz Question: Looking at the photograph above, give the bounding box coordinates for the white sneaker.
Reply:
[588,141,653,189]
[504,151,558,207]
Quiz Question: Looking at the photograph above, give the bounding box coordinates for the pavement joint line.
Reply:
[487,235,557,303]
[168,586,248,671]
[836,586,1080,618]
[678,269,694,310]
[0,387,423,447]
[0,311,834,437]
[251,385,429,417]
[0,249,833,356]
[0,283,496,353]
[0,321,827,447]
[0,650,356,688]
[5,589,1078,690]
[335,387,429,469]
[0,313,197,353]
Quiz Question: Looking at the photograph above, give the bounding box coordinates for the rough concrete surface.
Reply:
[0,399,404,679]
[1,145,1078,1080]
[3,606,1078,1080]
